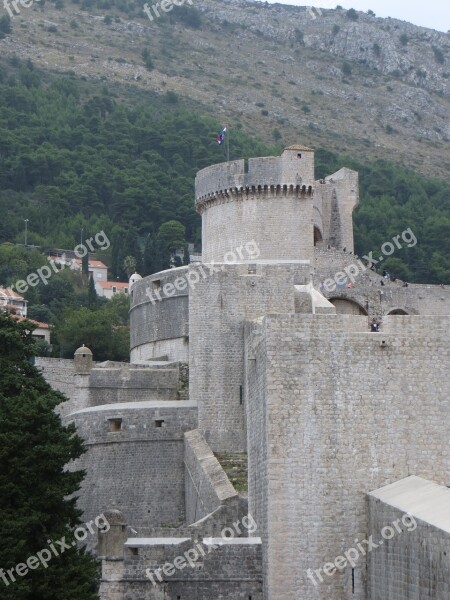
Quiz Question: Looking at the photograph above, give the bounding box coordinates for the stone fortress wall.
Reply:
[100,536,263,600]
[37,358,186,417]
[184,429,240,525]
[315,167,359,253]
[67,401,197,537]
[194,149,315,202]
[189,261,311,453]
[36,357,92,417]
[368,477,450,600]
[37,352,196,555]
[245,314,450,600]
[128,246,450,375]
[97,428,263,600]
[195,146,358,263]
[36,145,450,600]
[314,248,450,318]
[129,266,189,363]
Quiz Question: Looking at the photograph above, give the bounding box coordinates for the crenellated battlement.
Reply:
[195,146,315,208]
[196,183,313,213]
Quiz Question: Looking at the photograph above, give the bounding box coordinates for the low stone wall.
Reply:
[100,537,263,600]
[130,337,189,363]
[88,366,180,405]
[184,429,238,525]
[314,248,450,318]
[368,476,450,599]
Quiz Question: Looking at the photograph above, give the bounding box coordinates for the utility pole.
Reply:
[24,219,29,247]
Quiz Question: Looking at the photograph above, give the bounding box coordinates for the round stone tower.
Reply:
[74,344,93,374]
[195,145,316,263]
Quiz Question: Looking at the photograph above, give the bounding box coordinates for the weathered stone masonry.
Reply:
[38,145,450,600]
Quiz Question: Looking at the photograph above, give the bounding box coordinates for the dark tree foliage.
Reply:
[82,252,89,275]
[0,315,100,600]
[170,5,202,28]
[88,273,97,307]
[0,60,274,272]
[0,15,12,39]
[53,295,130,360]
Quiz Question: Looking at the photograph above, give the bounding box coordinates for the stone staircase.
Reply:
[215,452,248,495]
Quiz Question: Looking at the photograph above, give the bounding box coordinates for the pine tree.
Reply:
[143,234,156,277]
[82,252,89,276]
[155,220,186,271]
[183,243,190,266]
[88,273,97,307]
[0,315,100,600]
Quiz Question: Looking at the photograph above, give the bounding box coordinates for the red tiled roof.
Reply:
[49,257,108,269]
[97,281,128,289]
[72,258,108,269]
[10,315,50,329]
[0,287,26,301]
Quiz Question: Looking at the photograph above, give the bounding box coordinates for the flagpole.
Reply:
[226,125,230,162]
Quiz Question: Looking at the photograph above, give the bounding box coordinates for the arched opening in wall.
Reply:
[387,309,409,315]
[329,298,368,316]
[314,226,323,247]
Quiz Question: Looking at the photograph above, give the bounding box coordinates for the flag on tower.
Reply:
[217,127,227,145]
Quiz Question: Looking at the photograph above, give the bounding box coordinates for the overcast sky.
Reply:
[264,0,450,32]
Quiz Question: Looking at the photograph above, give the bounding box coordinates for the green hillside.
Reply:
[0,59,449,287]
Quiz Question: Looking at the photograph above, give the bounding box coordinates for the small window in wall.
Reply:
[155,419,165,428]
[124,288,128,294]
[153,280,161,291]
[109,418,122,432]
[129,547,138,556]
[297,153,302,158]
[112,286,117,293]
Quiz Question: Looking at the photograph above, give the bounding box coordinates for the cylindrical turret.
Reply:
[74,345,93,374]
[97,509,128,559]
[195,145,316,263]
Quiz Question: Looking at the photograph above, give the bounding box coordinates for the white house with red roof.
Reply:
[0,287,28,317]
[12,315,51,345]
[71,258,108,281]
[95,281,129,299]
[49,255,108,282]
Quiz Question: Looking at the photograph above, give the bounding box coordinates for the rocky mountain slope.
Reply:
[1,0,449,178]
